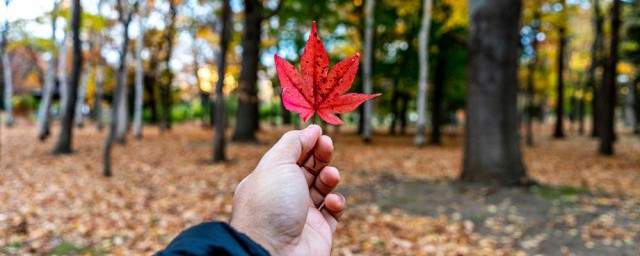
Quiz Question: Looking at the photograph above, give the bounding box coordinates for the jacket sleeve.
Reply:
[155,221,270,256]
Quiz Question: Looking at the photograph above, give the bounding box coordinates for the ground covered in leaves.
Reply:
[1,121,639,255]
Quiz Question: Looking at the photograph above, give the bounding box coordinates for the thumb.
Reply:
[261,125,323,167]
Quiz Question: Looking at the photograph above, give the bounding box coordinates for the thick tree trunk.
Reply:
[133,0,146,140]
[430,34,446,145]
[214,0,231,162]
[362,0,376,143]
[233,0,261,142]
[37,2,58,140]
[1,0,13,127]
[53,0,82,154]
[554,3,567,139]
[415,0,433,146]
[590,0,604,137]
[461,0,527,185]
[599,0,621,155]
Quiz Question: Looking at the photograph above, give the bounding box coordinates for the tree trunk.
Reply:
[430,34,446,145]
[554,4,567,139]
[37,1,59,140]
[578,80,586,135]
[362,0,376,143]
[115,17,133,143]
[159,1,177,131]
[133,0,146,140]
[74,70,88,127]
[93,0,105,131]
[525,5,540,146]
[400,92,408,134]
[214,0,231,162]
[599,0,621,155]
[53,0,82,154]
[58,34,69,121]
[233,0,262,142]
[590,0,604,137]
[95,62,105,130]
[461,0,527,185]
[1,0,13,127]
[103,7,133,176]
[415,0,433,146]
[389,81,399,135]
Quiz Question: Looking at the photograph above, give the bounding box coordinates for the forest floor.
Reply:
[0,120,639,255]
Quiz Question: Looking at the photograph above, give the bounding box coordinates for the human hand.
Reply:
[230,125,345,256]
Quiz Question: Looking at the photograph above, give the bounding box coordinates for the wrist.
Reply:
[230,219,280,255]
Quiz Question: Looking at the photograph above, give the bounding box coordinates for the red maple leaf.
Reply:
[275,21,381,125]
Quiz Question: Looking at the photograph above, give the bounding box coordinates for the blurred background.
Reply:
[0,0,639,255]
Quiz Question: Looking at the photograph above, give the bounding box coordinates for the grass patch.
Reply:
[531,186,589,202]
[52,241,103,256]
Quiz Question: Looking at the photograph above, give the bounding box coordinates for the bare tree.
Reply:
[37,1,60,140]
[414,0,433,147]
[460,0,527,185]
[213,0,231,162]
[133,0,147,139]
[1,0,13,127]
[104,0,135,176]
[362,0,375,143]
[94,0,106,131]
[52,0,82,154]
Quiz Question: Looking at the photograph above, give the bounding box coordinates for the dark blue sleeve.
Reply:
[155,222,270,256]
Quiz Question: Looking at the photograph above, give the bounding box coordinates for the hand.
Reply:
[230,125,346,256]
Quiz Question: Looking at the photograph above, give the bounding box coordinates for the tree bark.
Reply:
[53,0,82,154]
[590,0,604,137]
[554,1,567,139]
[103,5,133,176]
[74,70,88,127]
[95,62,105,130]
[525,5,540,146]
[599,0,621,155]
[115,15,133,144]
[159,1,177,131]
[233,0,262,142]
[133,0,147,140]
[400,92,408,135]
[37,0,59,140]
[430,34,447,145]
[389,81,399,135]
[362,0,376,143]
[214,0,231,162]
[415,0,433,146]
[461,0,527,185]
[1,0,13,127]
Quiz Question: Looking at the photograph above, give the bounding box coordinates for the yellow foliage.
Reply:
[439,0,468,31]
[196,27,220,45]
